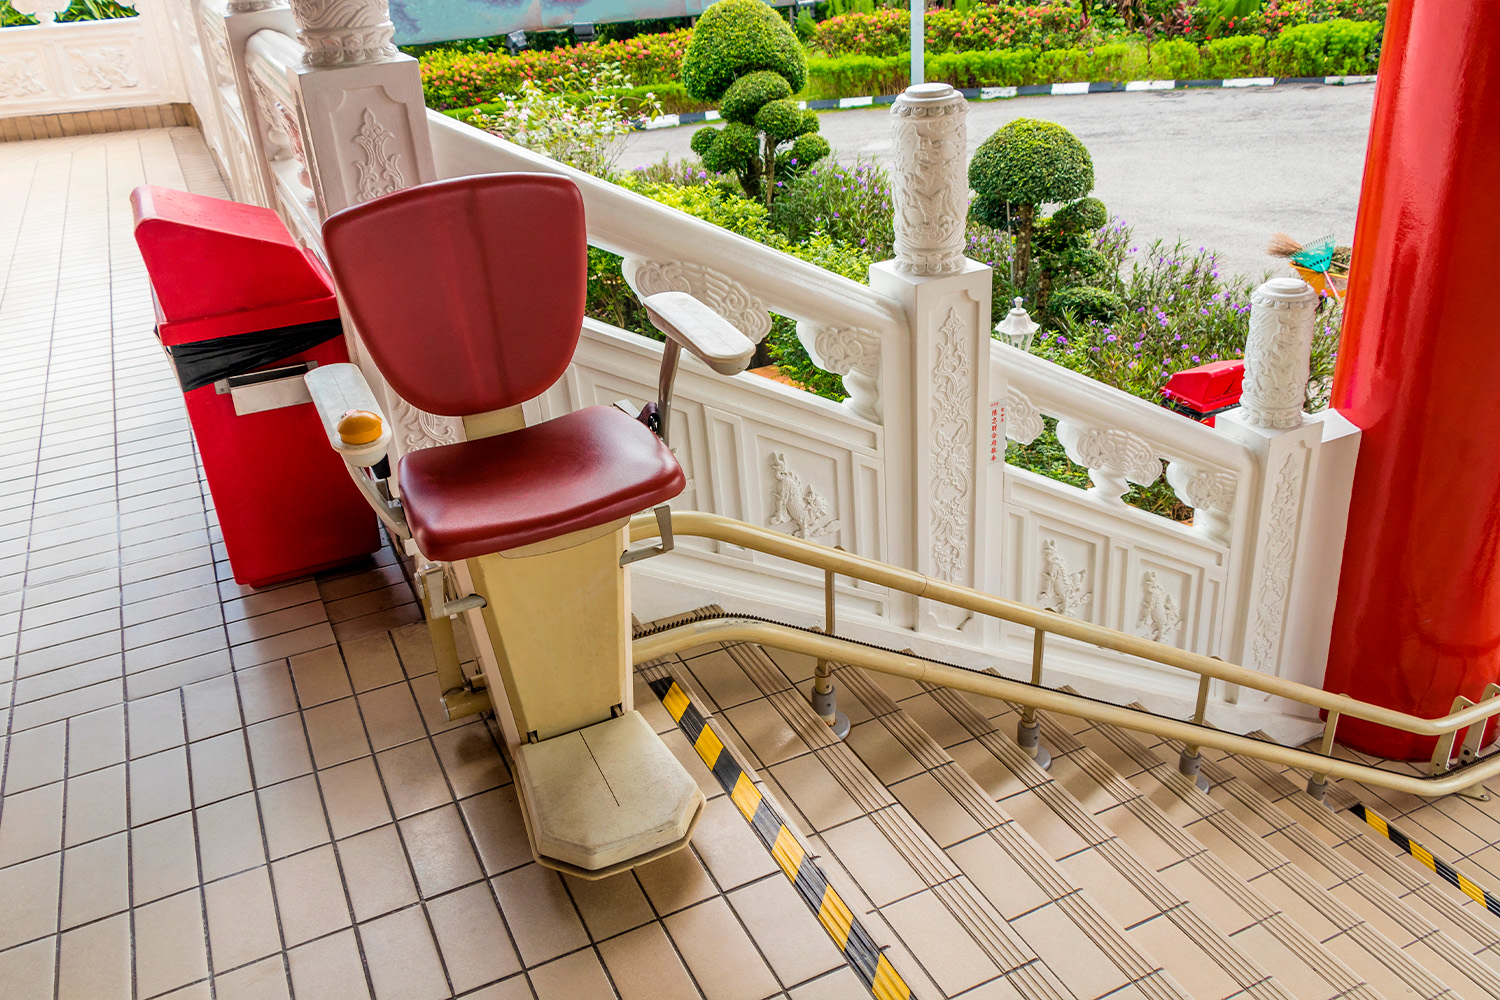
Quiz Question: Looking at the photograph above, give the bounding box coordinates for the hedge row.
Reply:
[426,20,1380,112]
[810,4,1088,58]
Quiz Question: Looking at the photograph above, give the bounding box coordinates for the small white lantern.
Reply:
[995,297,1040,352]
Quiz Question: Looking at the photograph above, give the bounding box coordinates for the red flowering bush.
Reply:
[421,30,691,109]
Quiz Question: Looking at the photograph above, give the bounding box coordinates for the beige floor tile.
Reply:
[3,721,66,793]
[461,785,533,877]
[768,753,864,832]
[206,866,284,971]
[1096,804,1190,873]
[598,922,701,1000]
[688,793,779,891]
[0,936,57,1000]
[341,632,406,693]
[730,875,847,988]
[376,740,452,818]
[135,889,210,999]
[338,824,419,921]
[0,851,60,949]
[402,803,483,897]
[433,723,510,799]
[289,645,353,708]
[246,714,313,785]
[214,955,290,1000]
[1245,868,1347,941]
[529,949,615,1000]
[564,871,657,942]
[889,769,986,847]
[427,882,522,993]
[67,703,126,774]
[898,692,977,749]
[1153,859,1259,936]
[62,760,125,848]
[881,889,1002,996]
[303,698,371,769]
[722,699,813,769]
[359,682,427,752]
[661,728,727,802]
[686,647,764,710]
[130,745,191,826]
[1054,845,1162,930]
[359,906,449,1000]
[57,911,131,1000]
[0,780,63,866]
[183,673,242,741]
[1126,912,1240,1000]
[461,975,535,1000]
[256,774,330,860]
[845,719,923,786]
[196,791,266,881]
[635,844,718,916]
[287,928,372,1000]
[493,863,590,966]
[665,896,782,1000]
[272,844,351,946]
[998,787,1089,861]
[788,967,869,1000]
[820,814,930,907]
[60,831,129,928]
[235,662,301,729]
[1011,902,1131,999]
[319,757,392,839]
[130,813,200,904]
[189,730,253,805]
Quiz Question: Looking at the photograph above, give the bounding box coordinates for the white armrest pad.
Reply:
[643,291,756,376]
[304,363,391,467]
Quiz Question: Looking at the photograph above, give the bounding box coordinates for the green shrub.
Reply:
[1199,35,1267,77]
[682,0,806,99]
[1051,196,1108,234]
[767,160,895,259]
[1048,285,1126,323]
[1145,39,1202,79]
[1267,19,1380,76]
[0,0,135,26]
[809,5,1089,58]
[969,119,1095,289]
[685,0,826,204]
[764,234,875,400]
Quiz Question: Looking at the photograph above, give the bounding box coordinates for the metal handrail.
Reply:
[629,511,1500,797]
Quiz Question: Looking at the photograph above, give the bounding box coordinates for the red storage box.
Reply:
[131,185,378,588]
[1160,359,1245,426]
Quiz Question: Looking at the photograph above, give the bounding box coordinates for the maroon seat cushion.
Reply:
[398,406,685,562]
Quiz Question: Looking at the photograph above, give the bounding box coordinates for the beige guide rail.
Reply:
[628,511,1500,800]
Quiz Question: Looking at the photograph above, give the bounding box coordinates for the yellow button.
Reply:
[337,409,383,445]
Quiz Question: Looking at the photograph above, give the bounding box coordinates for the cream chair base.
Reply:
[513,710,705,879]
[459,519,703,876]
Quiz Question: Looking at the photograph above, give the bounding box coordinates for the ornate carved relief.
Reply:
[249,74,315,204]
[1038,539,1090,617]
[1241,277,1318,429]
[388,395,462,453]
[287,0,398,66]
[0,55,45,100]
[203,18,235,88]
[768,453,838,540]
[1004,387,1044,446]
[1055,421,1161,503]
[929,307,973,583]
[797,320,881,423]
[1137,571,1182,642]
[68,46,138,91]
[1248,453,1301,670]
[1165,462,1236,545]
[889,83,967,276]
[352,107,404,202]
[622,258,772,344]
[227,0,286,11]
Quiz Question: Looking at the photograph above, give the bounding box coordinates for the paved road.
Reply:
[620,83,1375,280]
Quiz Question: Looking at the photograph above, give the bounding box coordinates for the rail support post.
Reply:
[811,563,850,739]
[1015,628,1052,771]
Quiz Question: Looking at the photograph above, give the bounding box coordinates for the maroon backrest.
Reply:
[322,174,588,416]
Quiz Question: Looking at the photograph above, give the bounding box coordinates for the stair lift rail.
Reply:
[627,511,1500,800]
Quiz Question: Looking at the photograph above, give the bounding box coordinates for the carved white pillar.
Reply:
[890,82,967,276]
[287,0,397,66]
[871,85,994,638]
[1240,277,1318,429]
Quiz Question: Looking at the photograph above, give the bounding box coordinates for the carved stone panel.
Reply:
[929,307,974,584]
[768,452,840,541]
[1038,538,1091,617]
[1246,452,1303,671]
[352,106,404,201]
[0,53,46,100]
[1137,570,1183,642]
[889,83,967,276]
[1004,387,1044,446]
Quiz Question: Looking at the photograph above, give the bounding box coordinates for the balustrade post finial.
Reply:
[226,0,287,12]
[1240,277,1318,429]
[890,82,968,276]
[287,0,398,67]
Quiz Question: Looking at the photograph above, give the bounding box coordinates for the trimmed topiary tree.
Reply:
[684,0,829,206]
[968,118,1095,291]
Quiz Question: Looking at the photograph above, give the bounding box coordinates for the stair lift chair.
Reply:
[306,173,755,878]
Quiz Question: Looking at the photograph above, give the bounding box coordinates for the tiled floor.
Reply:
[0,130,872,1000]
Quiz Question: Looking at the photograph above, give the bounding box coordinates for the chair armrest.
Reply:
[304,363,391,468]
[642,291,755,376]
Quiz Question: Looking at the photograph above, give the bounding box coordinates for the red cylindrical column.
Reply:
[1324,1,1500,758]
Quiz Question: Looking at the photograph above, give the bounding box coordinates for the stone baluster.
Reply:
[1240,277,1319,428]
[870,83,996,637]
[1054,421,1163,504]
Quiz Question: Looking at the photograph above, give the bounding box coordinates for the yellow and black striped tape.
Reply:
[648,676,913,1000]
[1349,803,1500,918]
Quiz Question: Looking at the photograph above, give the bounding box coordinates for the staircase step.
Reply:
[1206,740,1500,968]
[1088,709,1500,1000]
[906,680,1382,1000]
[667,639,1190,999]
